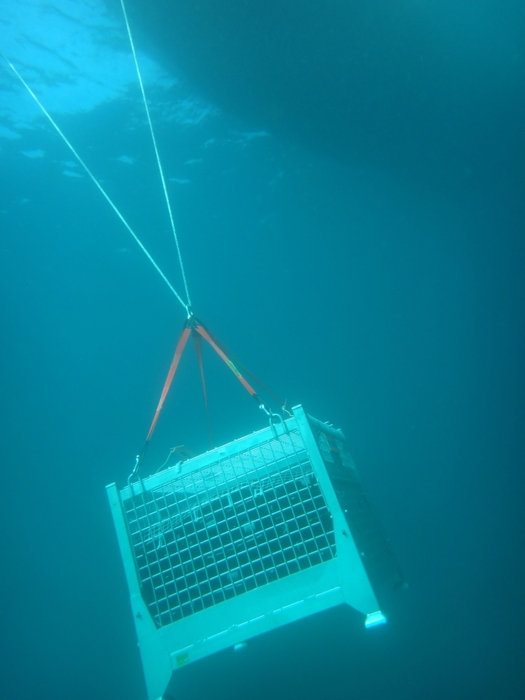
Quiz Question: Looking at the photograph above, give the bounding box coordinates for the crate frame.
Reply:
[107,405,400,700]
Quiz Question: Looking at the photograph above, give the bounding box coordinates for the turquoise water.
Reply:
[1,2,524,699]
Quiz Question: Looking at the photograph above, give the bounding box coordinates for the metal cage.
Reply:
[107,405,403,700]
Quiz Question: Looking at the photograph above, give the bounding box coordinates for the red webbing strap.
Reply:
[145,325,192,441]
[134,316,281,476]
[225,354,285,407]
[192,329,213,447]
[194,323,261,401]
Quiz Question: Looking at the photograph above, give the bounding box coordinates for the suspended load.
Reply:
[107,405,404,700]
[5,6,404,700]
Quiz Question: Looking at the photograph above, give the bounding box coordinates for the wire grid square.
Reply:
[123,429,337,627]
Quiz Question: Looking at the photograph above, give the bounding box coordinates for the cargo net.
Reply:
[123,429,336,627]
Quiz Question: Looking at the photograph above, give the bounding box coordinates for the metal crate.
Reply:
[107,405,403,700]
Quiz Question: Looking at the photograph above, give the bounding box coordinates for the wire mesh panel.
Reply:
[123,428,336,628]
[307,415,404,596]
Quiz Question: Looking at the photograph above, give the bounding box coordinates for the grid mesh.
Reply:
[122,429,336,627]
[313,424,404,593]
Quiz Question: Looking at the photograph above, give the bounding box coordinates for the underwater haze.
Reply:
[1,1,524,699]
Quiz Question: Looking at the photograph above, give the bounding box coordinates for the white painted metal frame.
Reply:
[107,405,390,700]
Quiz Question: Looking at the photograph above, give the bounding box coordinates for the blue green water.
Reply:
[1,2,524,699]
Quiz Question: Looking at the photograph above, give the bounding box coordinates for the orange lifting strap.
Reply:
[134,315,284,472]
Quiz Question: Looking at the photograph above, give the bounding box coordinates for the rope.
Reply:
[0,51,187,310]
[119,0,192,310]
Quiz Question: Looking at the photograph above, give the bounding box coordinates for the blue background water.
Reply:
[1,2,524,699]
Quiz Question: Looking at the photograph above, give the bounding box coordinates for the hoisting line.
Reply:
[4,33,282,469]
[0,50,187,311]
[132,314,286,474]
[119,0,191,309]
[117,6,287,473]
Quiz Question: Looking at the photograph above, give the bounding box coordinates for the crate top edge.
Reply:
[111,405,323,498]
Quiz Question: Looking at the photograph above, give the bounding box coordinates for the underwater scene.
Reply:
[1,2,524,699]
